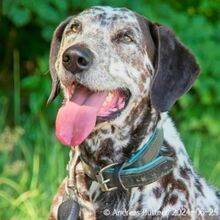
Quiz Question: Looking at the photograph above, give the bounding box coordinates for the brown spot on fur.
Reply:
[160,173,189,200]
[168,194,178,205]
[139,82,145,91]
[162,193,178,207]
[159,178,191,217]
[147,64,153,75]
[125,96,149,125]
[141,72,147,82]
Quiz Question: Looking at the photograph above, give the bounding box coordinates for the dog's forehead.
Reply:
[74,6,138,27]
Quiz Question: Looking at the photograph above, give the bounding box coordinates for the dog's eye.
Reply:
[70,21,82,33]
[116,31,134,43]
[122,33,133,42]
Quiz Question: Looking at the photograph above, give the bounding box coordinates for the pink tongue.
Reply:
[55,88,107,146]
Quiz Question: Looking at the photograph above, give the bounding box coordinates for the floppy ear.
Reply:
[47,17,72,105]
[149,23,200,112]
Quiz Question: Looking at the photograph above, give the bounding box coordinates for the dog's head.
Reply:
[48,6,199,152]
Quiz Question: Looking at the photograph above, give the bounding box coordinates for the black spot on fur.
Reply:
[97,13,108,26]
[111,125,115,133]
[112,14,119,21]
[135,194,143,212]
[99,12,107,20]
[179,166,191,180]
[92,7,105,12]
[138,185,144,191]
[195,178,205,197]
[153,187,162,199]
[195,192,199,199]
[162,141,176,158]
[100,129,109,134]
[95,138,114,166]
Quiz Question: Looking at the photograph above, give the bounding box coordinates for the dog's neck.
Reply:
[80,98,160,168]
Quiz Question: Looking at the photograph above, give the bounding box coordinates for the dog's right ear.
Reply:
[47,17,72,105]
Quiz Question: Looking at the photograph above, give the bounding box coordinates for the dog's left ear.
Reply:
[47,17,72,105]
[149,23,200,112]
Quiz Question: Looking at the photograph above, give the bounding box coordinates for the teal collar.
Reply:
[81,128,175,191]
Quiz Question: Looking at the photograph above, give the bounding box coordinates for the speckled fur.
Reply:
[49,6,220,220]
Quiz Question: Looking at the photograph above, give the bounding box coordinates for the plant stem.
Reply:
[13,49,20,125]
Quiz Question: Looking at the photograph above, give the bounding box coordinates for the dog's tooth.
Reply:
[106,92,113,103]
[103,100,108,106]
[65,88,71,101]
[64,84,75,101]
[106,95,111,102]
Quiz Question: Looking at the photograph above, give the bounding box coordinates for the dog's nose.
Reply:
[62,46,93,74]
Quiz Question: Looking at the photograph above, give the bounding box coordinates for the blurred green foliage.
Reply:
[0,0,220,219]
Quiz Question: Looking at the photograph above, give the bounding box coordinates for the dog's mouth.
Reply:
[55,82,130,147]
[65,83,130,120]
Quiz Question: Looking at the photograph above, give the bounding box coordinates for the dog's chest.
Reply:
[86,116,220,219]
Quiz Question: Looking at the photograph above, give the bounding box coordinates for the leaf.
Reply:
[4,5,31,26]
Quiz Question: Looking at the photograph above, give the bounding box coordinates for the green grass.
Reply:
[0,113,69,219]
[0,129,69,219]
[183,132,220,188]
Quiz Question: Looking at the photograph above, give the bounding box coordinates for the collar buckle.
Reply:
[96,163,118,192]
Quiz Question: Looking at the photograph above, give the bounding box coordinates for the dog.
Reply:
[48,6,220,220]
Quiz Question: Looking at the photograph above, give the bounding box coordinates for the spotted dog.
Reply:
[48,6,220,220]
